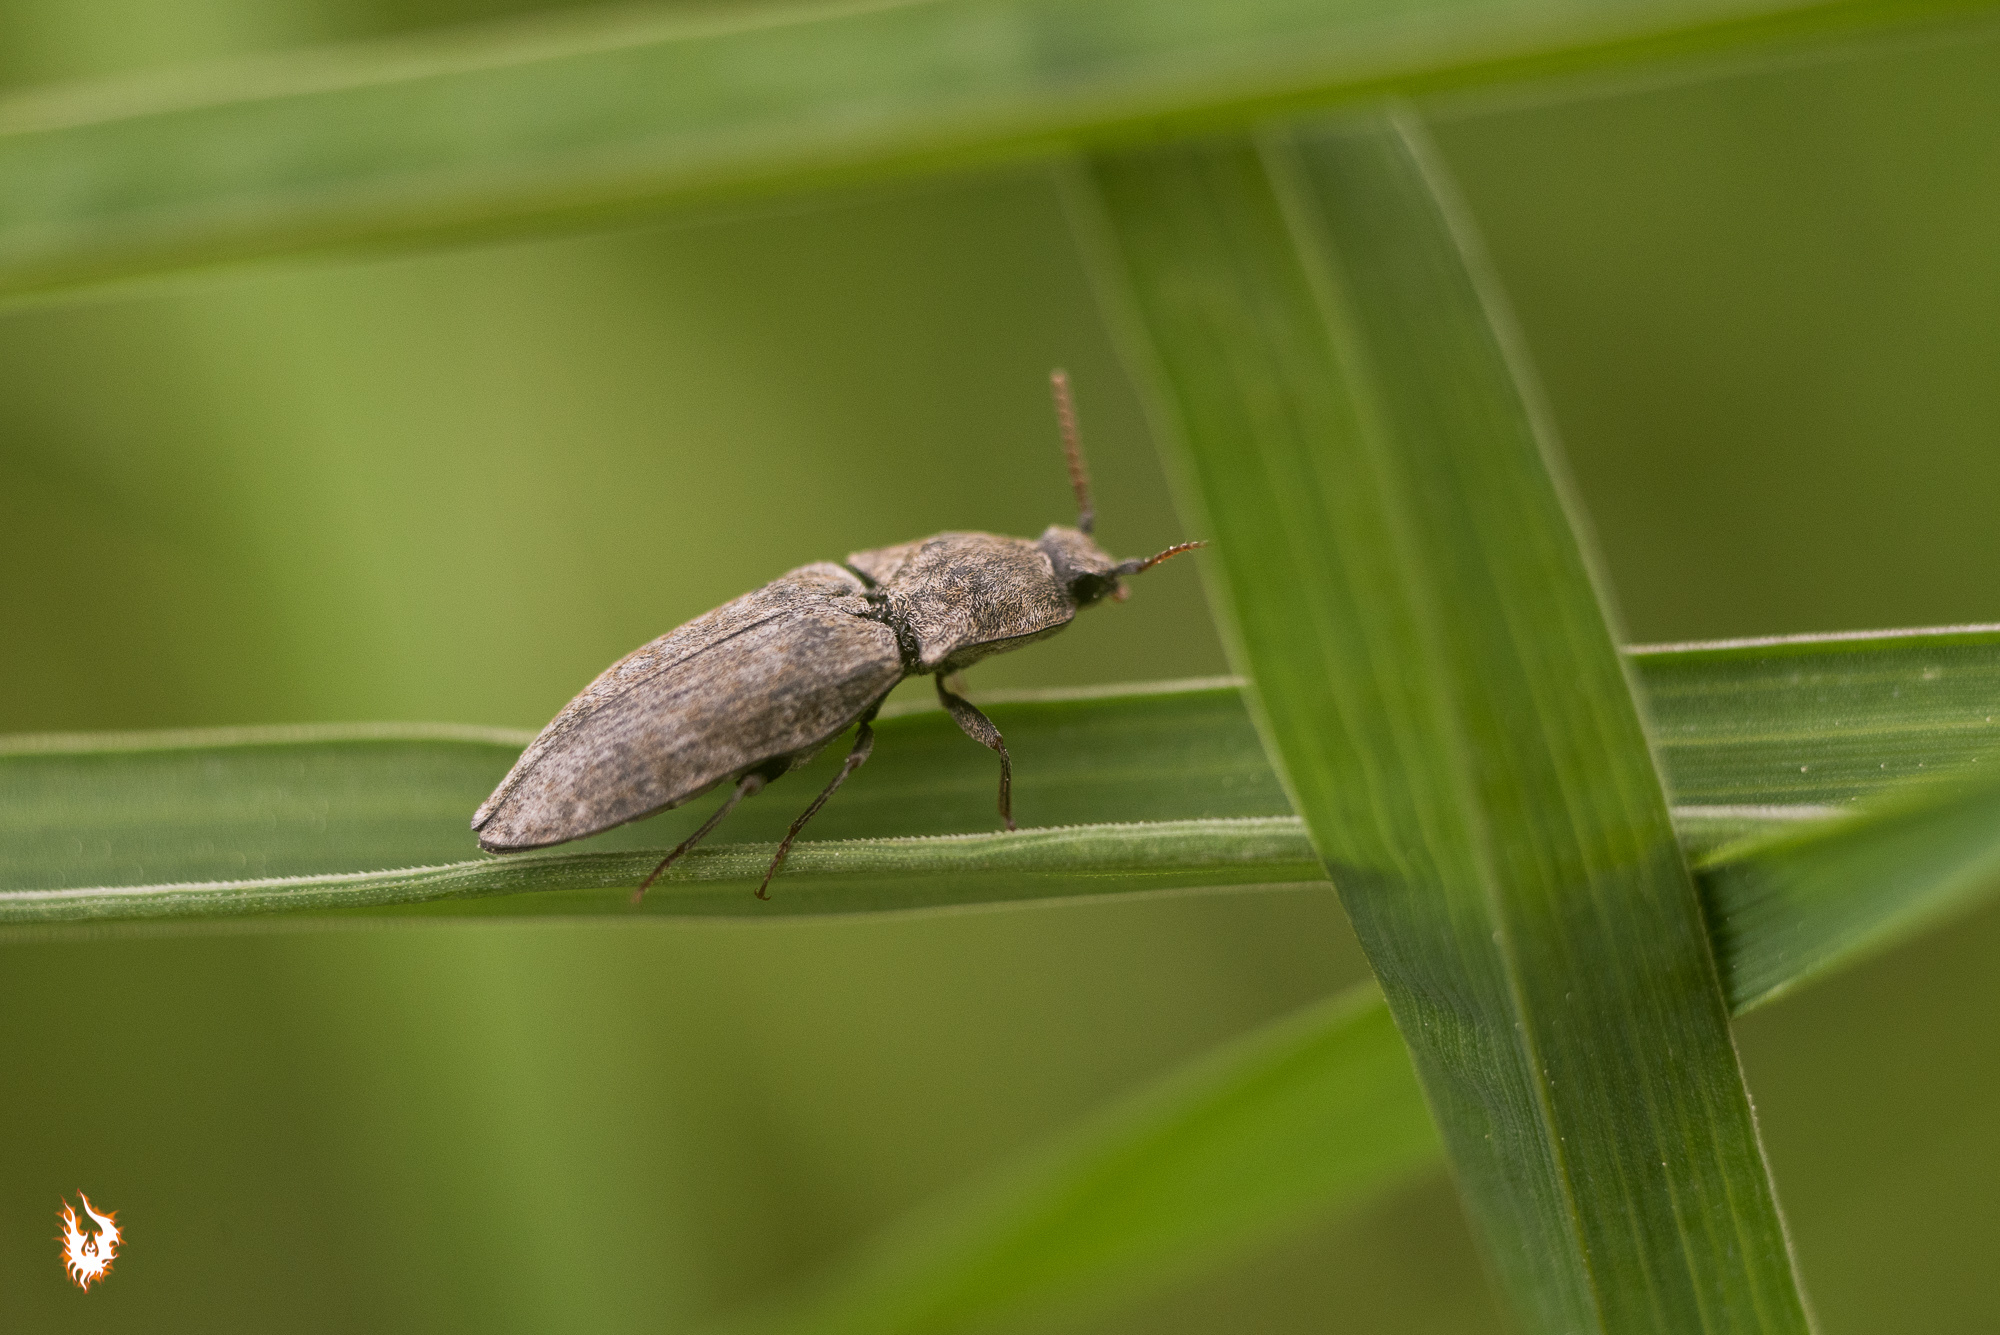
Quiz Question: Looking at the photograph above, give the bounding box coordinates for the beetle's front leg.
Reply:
[935,676,1015,831]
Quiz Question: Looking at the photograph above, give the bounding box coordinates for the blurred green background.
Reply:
[3,2,1998,1331]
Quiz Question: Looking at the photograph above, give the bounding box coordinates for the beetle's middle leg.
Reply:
[756,709,881,900]
[632,770,769,904]
[936,676,1016,832]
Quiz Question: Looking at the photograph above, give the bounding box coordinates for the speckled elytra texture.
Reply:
[472,524,1125,853]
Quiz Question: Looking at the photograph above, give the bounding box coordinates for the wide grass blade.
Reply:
[726,765,2000,1335]
[1079,114,1808,1331]
[1,0,1993,298]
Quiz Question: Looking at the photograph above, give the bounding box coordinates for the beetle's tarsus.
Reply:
[936,677,1015,830]
[633,772,765,904]
[756,719,878,900]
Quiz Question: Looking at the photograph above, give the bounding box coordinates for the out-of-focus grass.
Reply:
[3,0,1991,298]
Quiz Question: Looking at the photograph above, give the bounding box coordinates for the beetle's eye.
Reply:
[1071,572,1118,606]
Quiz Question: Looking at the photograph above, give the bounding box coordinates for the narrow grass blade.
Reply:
[2,0,1993,298]
[1636,623,2000,806]
[0,818,1321,927]
[0,683,1298,914]
[8,629,2000,926]
[721,764,2000,1335]
[1080,115,1808,1331]
[0,723,532,893]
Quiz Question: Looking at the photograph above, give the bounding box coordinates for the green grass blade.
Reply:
[1,818,1320,927]
[1079,114,1808,1331]
[0,722,532,893]
[8,628,2000,925]
[719,983,1437,1335]
[718,765,2000,1335]
[1636,624,2000,806]
[0,683,1313,925]
[1702,765,2000,1010]
[9,685,1998,1329]
[2,0,1993,299]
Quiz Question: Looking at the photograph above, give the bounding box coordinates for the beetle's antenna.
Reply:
[1049,368,1095,535]
[1116,540,1206,577]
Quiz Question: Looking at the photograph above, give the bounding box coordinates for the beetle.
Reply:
[471,370,1202,900]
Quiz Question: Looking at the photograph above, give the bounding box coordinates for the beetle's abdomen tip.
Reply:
[471,797,528,851]
[475,820,534,854]
[472,796,579,853]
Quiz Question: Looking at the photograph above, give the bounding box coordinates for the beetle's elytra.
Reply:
[472,371,1202,900]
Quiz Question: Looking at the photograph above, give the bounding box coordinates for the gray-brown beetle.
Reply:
[472,371,1201,899]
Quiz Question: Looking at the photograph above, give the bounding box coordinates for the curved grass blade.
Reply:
[1702,764,2000,1010]
[715,983,1437,1335]
[1079,114,1808,1331]
[714,761,2000,1335]
[1,0,1994,299]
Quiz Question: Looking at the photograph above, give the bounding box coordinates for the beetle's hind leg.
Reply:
[756,710,881,900]
[936,676,1016,832]
[632,771,769,904]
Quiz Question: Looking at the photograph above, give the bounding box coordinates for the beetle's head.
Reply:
[1039,526,1205,609]
[1040,372,1205,608]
